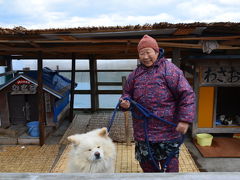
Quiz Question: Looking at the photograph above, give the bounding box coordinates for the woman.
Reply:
[120,35,195,172]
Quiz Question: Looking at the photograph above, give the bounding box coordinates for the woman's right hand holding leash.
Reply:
[119,98,130,109]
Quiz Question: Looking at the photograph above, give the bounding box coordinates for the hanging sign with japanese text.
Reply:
[11,78,37,94]
[200,66,240,86]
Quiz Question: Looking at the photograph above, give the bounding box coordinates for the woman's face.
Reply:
[138,48,159,67]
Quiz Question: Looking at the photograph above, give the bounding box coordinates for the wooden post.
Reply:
[192,65,199,138]
[89,57,98,112]
[172,48,181,68]
[122,76,131,145]
[37,51,45,146]
[69,53,76,122]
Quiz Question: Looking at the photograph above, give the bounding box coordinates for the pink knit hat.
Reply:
[137,34,159,52]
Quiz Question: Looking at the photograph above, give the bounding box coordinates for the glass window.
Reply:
[99,94,121,108]
[59,72,90,90]
[0,67,6,85]
[75,72,90,90]
[76,60,89,70]
[98,72,131,82]
[97,59,137,70]
[43,60,72,70]
[74,94,91,108]
[12,59,37,70]
[59,72,71,79]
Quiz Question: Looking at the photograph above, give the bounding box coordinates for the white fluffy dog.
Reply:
[65,127,116,173]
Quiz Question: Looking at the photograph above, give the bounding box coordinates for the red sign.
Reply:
[11,78,37,95]
[15,79,31,85]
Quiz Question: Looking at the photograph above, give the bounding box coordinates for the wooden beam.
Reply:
[69,53,76,122]
[125,41,131,54]
[0,43,239,52]
[122,76,131,145]
[172,48,181,67]
[0,35,240,43]
[97,82,123,86]
[97,90,122,94]
[57,35,78,41]
[0,44,13,48]
[0,70,16,77]
[173,28,195,35]
[0,45,135,52]
[89,57,98,112]
[37,51,45,146]
[220,39,240,46]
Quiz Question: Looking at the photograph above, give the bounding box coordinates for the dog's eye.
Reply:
[97,146,100,148]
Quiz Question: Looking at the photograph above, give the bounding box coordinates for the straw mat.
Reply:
[59,115,91,144]
[51,143,199,173]
[0,145,59,173]
[60,112,134,145]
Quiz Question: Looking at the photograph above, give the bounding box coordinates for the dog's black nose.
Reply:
[94,152,100,159]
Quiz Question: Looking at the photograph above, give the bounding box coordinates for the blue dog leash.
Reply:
[107,100,121,132]
[107,97,185,172]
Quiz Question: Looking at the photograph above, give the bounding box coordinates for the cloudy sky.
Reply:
[0,0,240,29]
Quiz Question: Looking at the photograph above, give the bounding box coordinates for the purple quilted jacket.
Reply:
[121,52,196,142]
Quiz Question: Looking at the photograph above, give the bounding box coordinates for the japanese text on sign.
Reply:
[201,66,240,85]
[11,79,37,94]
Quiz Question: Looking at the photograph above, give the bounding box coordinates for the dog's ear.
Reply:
[98,127,109,137]
[67,135,80,145]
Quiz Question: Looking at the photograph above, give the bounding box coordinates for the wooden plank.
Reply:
[26,40,40,48]
[1,35,240,43]
[37,51,45,146]
[57,35,78,41]
[172,48,181,67]
[122,76,131,146]
[0,43,239,52]
[220,39,240,45]
[97,82,124,86]
[69,53,76,122]
[173,28,195,35]
[195,127,240,134]
[0,45,136,52]
[89,57,98,112]
[192,67,200,138]
[97,90,122,94]
[0,71,16,77]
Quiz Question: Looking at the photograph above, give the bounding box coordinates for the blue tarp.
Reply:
[25,67,77,97]
[25,67,70,91]
[25,67,77,122]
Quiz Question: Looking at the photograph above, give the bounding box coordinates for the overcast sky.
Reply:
[0,0,240,29]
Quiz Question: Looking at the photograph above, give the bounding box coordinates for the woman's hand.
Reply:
[119,98,130,109]
[176,122,189,134]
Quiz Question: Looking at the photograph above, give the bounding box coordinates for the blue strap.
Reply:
[124,97,177,127]
[123,97,184,172]
[162,134,185,171]
[107,98,184,172]
[107,101,121,132]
